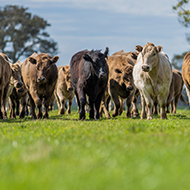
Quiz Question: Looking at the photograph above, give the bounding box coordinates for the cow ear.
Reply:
[115,68,122,74]
[104,47,109,58]
[29,57,36,64]
[83,54,93,63]
[135,45,143,52]
[51,56,59,64]
[157,46,162,53]
[62,66,65,72]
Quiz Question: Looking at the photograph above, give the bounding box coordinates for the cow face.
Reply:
[136,42,162,72]
[29,53,59,84]
[115,65,134,91]
[10,63,23,89]
[83,48,109,80]
[62,66,73,91]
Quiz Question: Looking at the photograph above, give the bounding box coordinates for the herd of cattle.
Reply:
[1,42,190,120]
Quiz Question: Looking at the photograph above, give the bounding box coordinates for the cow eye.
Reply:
[42,57,48,61]
[152,53,156,56]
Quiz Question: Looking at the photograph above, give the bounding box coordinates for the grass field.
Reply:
[0,108,190,190]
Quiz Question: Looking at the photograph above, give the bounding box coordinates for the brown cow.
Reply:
[0,53,12,119]
[166,69,186,113]
[54,65,74,115]
[21,52,59,119]
[102,54,136,118]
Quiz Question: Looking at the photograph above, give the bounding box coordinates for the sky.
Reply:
[1,0,190,67]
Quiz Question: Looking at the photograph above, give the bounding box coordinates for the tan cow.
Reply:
[102,54,136,118]
[112,50,139,64]
[182,51,190,106]
[133,42,172,120]
[54,65,74,115]
[101,50,139,118]
[21,52,59,119]
[0,53,12,119]
[8,61,23,97]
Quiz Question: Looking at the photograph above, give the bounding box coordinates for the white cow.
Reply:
[133,42,172,120]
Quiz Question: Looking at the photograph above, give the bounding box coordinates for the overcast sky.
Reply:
[1,0,190,66]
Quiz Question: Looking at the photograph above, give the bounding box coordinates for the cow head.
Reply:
[10,62,23,89]
[29,53,59,84]
[83,47,109,79]
[135,42,162,72]
[115,65,134,91]
[62,65,73,91]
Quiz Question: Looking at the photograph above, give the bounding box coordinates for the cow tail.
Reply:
[180,93,188,105]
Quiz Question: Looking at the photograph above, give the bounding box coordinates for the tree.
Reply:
[172,0,190,69]
[0,5,58,62]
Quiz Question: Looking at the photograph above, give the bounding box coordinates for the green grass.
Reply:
[1,109,190,190]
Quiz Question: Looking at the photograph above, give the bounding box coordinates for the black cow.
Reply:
[70,48,109,120]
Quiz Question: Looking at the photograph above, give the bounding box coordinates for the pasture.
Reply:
[0,108,190,190]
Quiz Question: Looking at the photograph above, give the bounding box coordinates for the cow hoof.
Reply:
[141,114,146,119]
[147,116,153,120]
[67,110,71,114]
[105,114,111,119]
[59,109,65,115]
[112,112,118,117]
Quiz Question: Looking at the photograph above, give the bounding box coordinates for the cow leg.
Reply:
[9,96,16,119]
[43,94,54,119]
[16,100,20,116]
[110,89,120,117]
[158,96,167,119]
[140,94,146,119]
[55,88,65,115]
[131,89,140,117]
[171,100,174,113]
[173,94,181,114]
[1,84,10,119]
[153,98,158,115]
[79,96,86,120]
[94,91,105,120]
[0,89,3,119]
[75,90,80,112]
[19,95,27,119]
[28,93,37,119]
[141,89,153,120]
[99,93,110,119]
[126,97,132,118]
[30,90,42,119]
[89,98,94,119]
[77,87,86,120]
[66,98,72,114]
[166,103,170,113]
[118,98,124,115]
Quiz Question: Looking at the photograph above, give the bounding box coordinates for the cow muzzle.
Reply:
[67,87,73,91]
[37,77,47,84]
[127,86,134,91]
[142,65,150,72]
[99,73,107,79]
[15,81,23,88]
